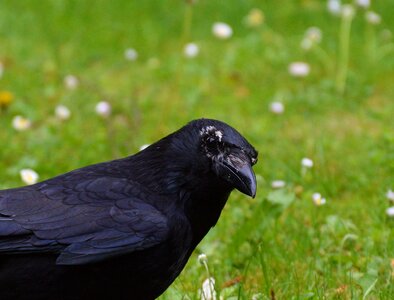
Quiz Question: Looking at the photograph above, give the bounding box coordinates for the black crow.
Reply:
[0,119,258,300]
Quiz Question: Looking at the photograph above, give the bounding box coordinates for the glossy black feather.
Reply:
[0,119,257,300]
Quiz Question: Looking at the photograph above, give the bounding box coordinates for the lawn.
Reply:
[0,0,393,299]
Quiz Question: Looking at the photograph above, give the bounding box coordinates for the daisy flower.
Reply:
[270,101,285,114]
[199,277,216,300]
[12,115,32,131]
[301,158,314,168]
[184,43,199,58]
[355,0,370,8]
[95,101,112,118]
[212,22,233,39]
[327,0,342,15]
[55,105,71,120]
[64,75,79,90]
[386,206,394,217]
[312,193,327,206]
[386,189,394,202]
[271,180,286,189]
[124,48,138,61]
[365,11,381,25]
[20,169,39,185]
[288,62,310,77]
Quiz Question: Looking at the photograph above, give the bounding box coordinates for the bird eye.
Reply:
[202,135,225,157]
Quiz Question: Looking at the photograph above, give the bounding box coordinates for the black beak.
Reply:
[216,158,257,198]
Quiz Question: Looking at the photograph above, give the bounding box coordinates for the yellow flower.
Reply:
[245,8,264,27]
[0,91,14,108]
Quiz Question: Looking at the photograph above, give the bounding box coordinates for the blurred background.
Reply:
[0,0,393,299]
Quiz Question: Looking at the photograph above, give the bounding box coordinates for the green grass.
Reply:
[1,0,394,299]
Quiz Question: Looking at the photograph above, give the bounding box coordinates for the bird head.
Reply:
[135,119,258,199]
[192,119,258,198]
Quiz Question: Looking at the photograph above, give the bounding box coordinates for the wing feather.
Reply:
[0,175,169,265]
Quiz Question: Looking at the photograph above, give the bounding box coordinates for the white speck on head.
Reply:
[214,130,223,141]
[199,125,217,136]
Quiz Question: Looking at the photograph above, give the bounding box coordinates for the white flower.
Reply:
[301,27,322,50]
[12,115,32,131]
[305,27,322,43]
[184,43,199,58]
[139,144,150,151]
[198,253,208,265]
[341,4,355,19]
[124,48,138,61]
[270,101,284,114]
[200,277,216,300]
[288,62,310,77]
[301,158,314,168]
[20,169,39,185]
[212,22,233,39]
[386,189,394,202]
[312,193,327,206]
[327,0,342,15]
[386,206,394,217]
[355,0,370,8]
[95,101,112,117]
[55,105,71,120]
[271,180,286,189]
[365,11,381,25]
[64,75,79,90]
